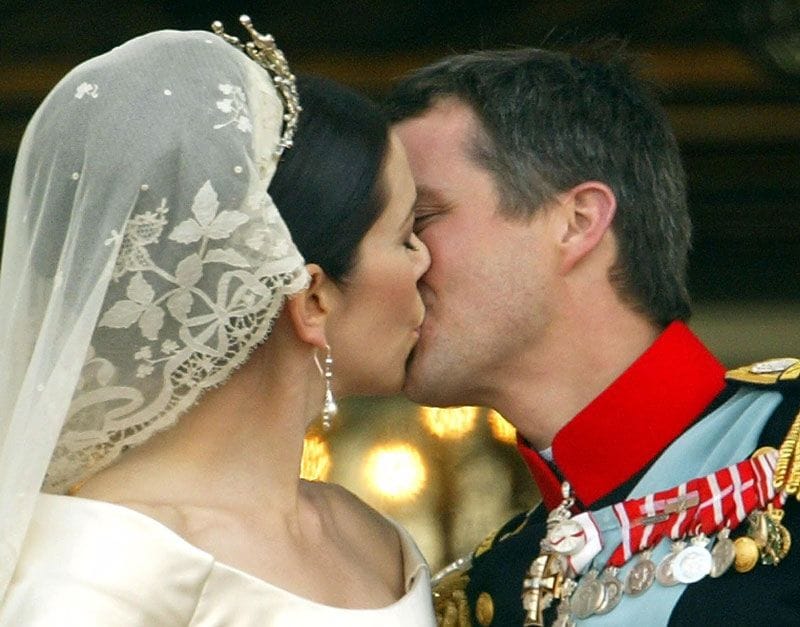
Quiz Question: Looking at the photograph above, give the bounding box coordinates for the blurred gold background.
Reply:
[2,0,799,571]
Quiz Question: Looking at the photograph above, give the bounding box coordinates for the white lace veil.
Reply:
[0,27,309,597]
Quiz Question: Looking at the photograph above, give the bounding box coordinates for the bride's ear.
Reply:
[284,263,337,349]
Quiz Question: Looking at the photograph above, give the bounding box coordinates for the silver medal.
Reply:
[595,567,623,615]
[552,613,576,627]
[655,541,684,587]
[569,570,605,619]
[710,529,735,578]
[672,536,712,584]
[553,594,576,627]
[624,551,656,596]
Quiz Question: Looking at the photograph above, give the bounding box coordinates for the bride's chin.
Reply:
[346,348,417,397]
[381,367,407,396]
[347,369,404,398]
[375,360,410,397]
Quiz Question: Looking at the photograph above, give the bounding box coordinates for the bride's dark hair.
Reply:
[268,75,389,282]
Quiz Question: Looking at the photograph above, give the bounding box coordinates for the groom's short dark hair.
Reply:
[385,45,691,326]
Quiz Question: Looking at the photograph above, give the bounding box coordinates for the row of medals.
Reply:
[526,503,790,626]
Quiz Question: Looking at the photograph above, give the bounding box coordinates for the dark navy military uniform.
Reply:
[433,322,800,626]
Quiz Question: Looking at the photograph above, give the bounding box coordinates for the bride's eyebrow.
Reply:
[399,209,414,231]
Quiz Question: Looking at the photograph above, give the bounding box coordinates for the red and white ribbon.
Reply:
[606,450,780,568]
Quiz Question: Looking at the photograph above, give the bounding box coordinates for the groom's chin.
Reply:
[401,352,433,405]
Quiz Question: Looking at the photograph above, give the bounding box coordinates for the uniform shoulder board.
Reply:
[725,357,800,385]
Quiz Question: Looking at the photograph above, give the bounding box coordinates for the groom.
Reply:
[386,47,800,626]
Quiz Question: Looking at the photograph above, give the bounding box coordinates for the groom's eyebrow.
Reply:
[414,185,447,208]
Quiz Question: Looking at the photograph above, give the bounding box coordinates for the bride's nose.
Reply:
[412,233,430,278]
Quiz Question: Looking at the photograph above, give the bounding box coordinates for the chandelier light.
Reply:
[300,434,332,481]
[487,409,517,445]
[364,442,427,501]
[420,406,479,440]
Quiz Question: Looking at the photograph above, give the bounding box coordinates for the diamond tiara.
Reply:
[211,15,301,156]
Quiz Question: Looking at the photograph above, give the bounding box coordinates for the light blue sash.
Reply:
[580,387,783,626]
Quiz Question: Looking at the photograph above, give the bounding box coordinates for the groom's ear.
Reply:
[285,263,336,349]
[556,180,617,273]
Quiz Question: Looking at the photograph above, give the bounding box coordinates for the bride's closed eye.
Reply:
[412,210,439,234]
[404,228,426,252]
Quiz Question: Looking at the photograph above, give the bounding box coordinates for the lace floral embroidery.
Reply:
[169,180,250,245]
[214,83,252,133]
[47,178,307,492]
[75,82,99,99]
[110,198,167,279]
[100,180,262,348]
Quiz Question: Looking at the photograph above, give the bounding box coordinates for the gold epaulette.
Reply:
[725,358,800,386]
[725,359,800,571]
[721,373,800,579]
[726,358,800,499]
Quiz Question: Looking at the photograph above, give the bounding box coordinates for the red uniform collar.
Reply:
[517,322,725,510]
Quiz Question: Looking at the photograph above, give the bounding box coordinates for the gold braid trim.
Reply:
[433,570,472,627]
[773,407,800,499]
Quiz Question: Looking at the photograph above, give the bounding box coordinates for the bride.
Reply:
[0,17,434,625]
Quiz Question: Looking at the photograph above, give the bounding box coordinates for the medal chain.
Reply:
[522,445,794,625]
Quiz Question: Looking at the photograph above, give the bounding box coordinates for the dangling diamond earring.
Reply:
[315,344,337,430]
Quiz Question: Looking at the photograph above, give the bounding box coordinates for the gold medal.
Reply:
[733,536,760,573]
[765,505,792,563]
[522,553,566,627]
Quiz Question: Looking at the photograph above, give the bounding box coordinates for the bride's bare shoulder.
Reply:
[73,476,213,542]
